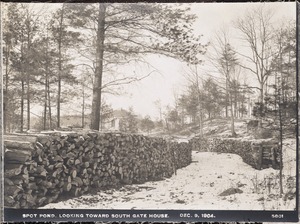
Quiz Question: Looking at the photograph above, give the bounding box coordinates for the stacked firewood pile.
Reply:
[190,137,279,169]
[4,131,192,208]
[169,142,192,169]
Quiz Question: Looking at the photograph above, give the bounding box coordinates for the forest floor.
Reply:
[148,118,257,142]
[41,138,296,210]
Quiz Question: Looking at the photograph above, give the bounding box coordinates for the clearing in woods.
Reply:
[41,138,296,210]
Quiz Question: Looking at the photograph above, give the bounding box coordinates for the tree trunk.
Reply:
[259,82,264,127]
[4,42,10,133]
[21,80,25,132]
[234,93,237,118]
[82,84,85,128]
[278,94,283,196]
[277,33,284,196]
[91,3,106,130]
[20,43,25,132]
[194,66,203,136]
[3,90,7,133]
[230,94,236,137]
[43,79,47,130]
[26,32,31,131]
[47,81,52,130]
[225,78,228,118]
[260,81,264,104]
[199,111,203,136]
[26,73,30,131]
[57,6,64,129]
[57,72,61,128]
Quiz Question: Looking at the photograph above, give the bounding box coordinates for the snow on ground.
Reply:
[41,138,296,210]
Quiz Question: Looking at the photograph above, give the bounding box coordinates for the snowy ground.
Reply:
[41,138,296,210]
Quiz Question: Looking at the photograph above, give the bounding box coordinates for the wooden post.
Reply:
[258,145,263,170]
[253,144,263,170]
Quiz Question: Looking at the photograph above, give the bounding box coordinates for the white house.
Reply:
[102,109,127,131]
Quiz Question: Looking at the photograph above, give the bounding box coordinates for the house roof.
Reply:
[112,109,128,118]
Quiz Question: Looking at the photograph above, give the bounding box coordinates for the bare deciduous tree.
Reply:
[209,29,240,136]
[235,5,274,105]
[183,65,204,136]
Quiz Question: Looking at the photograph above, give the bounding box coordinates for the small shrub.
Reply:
[253,128,273,139]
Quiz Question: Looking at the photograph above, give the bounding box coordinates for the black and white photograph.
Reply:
[2,1,298,222]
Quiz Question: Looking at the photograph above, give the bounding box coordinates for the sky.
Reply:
[14,2,296,121]
[101,2,296,120]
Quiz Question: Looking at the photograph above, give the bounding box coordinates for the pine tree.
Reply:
[65,3,206,130]
[50,4,81,128]
[3,3,40,131]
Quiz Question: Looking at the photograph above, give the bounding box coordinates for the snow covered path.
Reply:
[42,143,296,210]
